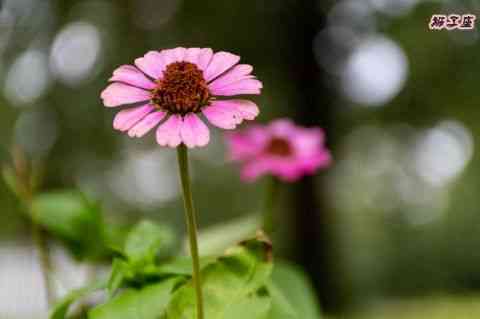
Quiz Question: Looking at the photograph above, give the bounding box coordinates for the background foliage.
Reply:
[1,0,480,318]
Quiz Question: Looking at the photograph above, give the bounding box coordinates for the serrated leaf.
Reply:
[271,261,322,319]
[50,282,106,319]
[124,220,175,264]
[165,234,273,319]
[89,277,185,319]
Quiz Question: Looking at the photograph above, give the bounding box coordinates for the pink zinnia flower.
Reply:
[101,47,262,148]
[226,119,332,182]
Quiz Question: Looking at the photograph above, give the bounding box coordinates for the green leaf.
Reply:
[271,261,322,319]
[112,255,215,289]
[2,166,20,198]
[124,220,175,264]
[165,234,273,319]
[89,277,185,319]
[224,292,271,319]
[185,214,261,256]
[153,256,217,277]
[31,191,105,259]
[102,222,133,255]
[266,281,298,319]
[32,191,99,240]
[103,221,177,295]
[106,259,132,297]
[50,282,106,319]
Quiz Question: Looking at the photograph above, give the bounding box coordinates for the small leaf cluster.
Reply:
[2,156,323,319]
[51,228,307,319]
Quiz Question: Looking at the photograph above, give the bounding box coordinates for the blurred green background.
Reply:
[1,0,480,318]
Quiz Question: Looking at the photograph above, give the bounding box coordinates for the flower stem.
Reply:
[176,145,204,319]
[262,177,279,235]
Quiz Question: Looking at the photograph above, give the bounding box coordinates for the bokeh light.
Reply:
[4,50,50,106]
[50,21,102,86]
[0,1,479,318]
[0,243,48,318]
[368,0,420,16]
[340,35,409,107]
[413,120,474,187]
[107,149,179,209]
[14,108,58,158]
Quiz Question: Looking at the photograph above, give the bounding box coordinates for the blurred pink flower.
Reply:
[226,119,332,182]
[101,47,262,148]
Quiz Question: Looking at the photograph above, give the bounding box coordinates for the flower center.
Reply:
[151,62,211,114]
[265,137,292,157]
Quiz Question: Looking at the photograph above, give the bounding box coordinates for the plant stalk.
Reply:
[21,184,55,307]
[31,221,55,306]
[263,176,279,235]
[176,144,204,319]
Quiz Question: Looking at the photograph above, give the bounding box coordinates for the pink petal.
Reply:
[208,64,253,90]
[240,158,272,182]
[245,156,304,182]
[275,168,307,182]
[196,48,213,71]
[210,78,263,96]
[184,48,201,65]
[156,114,183,147]
[109,65,156,90]
[113,104,154,132]
[180,113,210,148]
[202,102,241,130]
[290,127,332,172]
[128,111,166,138]
[299,151,332,172]
[134,51,166,80]
[229,99,259,120]
[161,47,186,66]
[172,47,187,61]
[269,119,297,138]
[204,51,240,82]
[292,128,325,154]
[225,127,268,161]
[203,100,259,129]
[101,83,151,107]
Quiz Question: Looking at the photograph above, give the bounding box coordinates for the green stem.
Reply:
[22,189,55,307]
[176,145,204,319]
[262,177,279,235]
[31,221,55,306]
